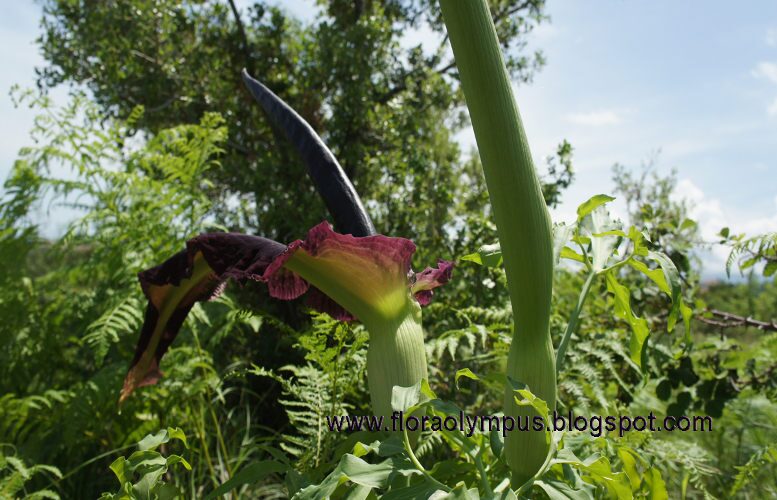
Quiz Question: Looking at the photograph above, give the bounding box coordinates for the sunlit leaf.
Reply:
[605,271,649,368]
[460,243,502,268]
[582,206,622,271]
[576,194,615,222]
[534,479,591,500]
[553,223,575,266]
[454,368,480,389]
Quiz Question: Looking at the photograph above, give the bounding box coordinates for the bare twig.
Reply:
[227,0,253,75]
[697,309,777,332]
[375,2,534,105]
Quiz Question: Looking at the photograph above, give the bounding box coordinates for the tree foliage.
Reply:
[0,1,774,498]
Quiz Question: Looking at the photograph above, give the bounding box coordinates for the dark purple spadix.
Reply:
[241,69,376,238]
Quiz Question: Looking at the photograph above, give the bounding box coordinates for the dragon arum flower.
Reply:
[121,221,453,418]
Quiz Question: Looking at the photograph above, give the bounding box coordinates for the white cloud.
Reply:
[675,179,777,237]
[565,110,622,126]
[673,179,777,277]
[674,179,725,239]
[752,61,777,84]
[768,97,777,116]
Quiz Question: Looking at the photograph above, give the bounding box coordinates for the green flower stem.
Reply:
[555,270,597,375]
[284,256,428,419]
[439,0,556,486]
[474,448,492,495]
[403,425,450,492]
[364,302,428,418]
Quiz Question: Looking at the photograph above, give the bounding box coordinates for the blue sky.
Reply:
[2,1,776,278]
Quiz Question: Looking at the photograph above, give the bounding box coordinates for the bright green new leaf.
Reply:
[137,427,188,452]
[454,368,480,389]
[109,457,129,485]
[576,194,615,222]
[617,448,642,491]
[460,242,503,268]
[509,378,551,446]
[605,271,650,368]
[560,247,586,263]
[646,468,669,500]
[576,455,633,499]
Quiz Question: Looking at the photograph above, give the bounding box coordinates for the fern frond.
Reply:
[726,232,777,277]
[83,294,143,363]
[730,443,777,496]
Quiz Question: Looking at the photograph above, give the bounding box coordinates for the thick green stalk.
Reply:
[364,302,428,418]
[439,0,556,486]
[285,255,428,419]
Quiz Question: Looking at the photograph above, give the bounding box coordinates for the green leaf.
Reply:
[582,206,622,271]
[616,448,642,491]
[205,461,289,499]
[626,226,649,257]
[605,271,649,368]
[489,428,504,460]
[391,381,424,413]
[534,479,591,500]
[629,251,691,337]
[126,450,166,472]
[511,387,549,422]
[629,260,667,293]
[679,218,697,232]
[559,247,585,263]
[646,468,669,500]
[137,430,169,452]
[137,427,187,452]
[132,465,167,499]
[438,482,480,499]
[508,378,551,447]
[454,368,480,389]
[646,251,683,333]
[377,437,406,457]
[108,457,129,485]
[552,223,575,266]
[461,243,502,268]
[165,455,191,471]
[339,456,399,488]
[166,427,188,449]
[295,455,408,499]
[576,455,633,499]
[576,194,615,222]
[154,483,183,500]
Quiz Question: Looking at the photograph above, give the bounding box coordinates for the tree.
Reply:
[37,0,550,260]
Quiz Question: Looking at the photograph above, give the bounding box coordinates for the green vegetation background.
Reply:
[1,1,775,498]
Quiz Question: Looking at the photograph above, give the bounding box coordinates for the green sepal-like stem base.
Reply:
[504,337,556,486]
[365,302,428,419]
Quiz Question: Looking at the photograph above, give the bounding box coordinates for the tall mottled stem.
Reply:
[439,0,556,486]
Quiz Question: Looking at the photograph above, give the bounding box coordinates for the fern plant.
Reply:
[0,446,61,500]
